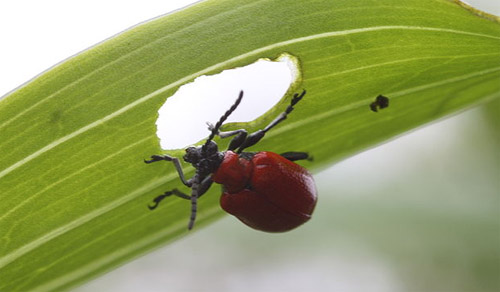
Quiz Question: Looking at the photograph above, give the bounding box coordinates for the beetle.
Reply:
[145,90,317,232]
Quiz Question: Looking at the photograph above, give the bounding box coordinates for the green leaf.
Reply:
[1,0,499,290]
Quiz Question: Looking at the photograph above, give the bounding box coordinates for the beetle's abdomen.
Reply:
[219,151,317,232]
[220,189,310,232]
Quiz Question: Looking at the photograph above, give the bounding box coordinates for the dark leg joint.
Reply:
[237,130,265,153]
[228,131,248,151]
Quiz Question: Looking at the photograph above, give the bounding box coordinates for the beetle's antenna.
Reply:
[203,91,244,150]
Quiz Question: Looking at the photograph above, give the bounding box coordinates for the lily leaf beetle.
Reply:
[145,90,317,232]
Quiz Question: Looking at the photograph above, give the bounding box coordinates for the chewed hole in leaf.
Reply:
[156,54,300,150]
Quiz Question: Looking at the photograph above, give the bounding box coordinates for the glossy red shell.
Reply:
[212,151,317,232]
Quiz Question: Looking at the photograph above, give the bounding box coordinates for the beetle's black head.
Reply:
[183,141,223,175]
[183,146,201,164]
[183,141,218,163]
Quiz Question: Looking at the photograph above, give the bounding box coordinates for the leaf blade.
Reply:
[0,0,499,290]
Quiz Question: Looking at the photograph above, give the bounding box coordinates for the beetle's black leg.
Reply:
[148,188,191,210]
[227,131,248,151]
[145,154,192,187]
[197,175,214,198]
[236,90,306,153]
[207,122,248,151]
[262,90,306,133]
[186,174,214,230]
[280,151,312,162]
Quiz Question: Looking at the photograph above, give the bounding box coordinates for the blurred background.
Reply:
[1,1,498,291]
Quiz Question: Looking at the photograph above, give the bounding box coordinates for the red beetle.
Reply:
[145,90,317,232]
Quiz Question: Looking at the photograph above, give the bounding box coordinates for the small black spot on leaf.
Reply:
[370,95,389,112]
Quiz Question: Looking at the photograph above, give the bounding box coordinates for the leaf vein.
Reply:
[0,176,171,269]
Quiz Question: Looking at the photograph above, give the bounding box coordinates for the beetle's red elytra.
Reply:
[145,90,317,232]
[215,151,316,232]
